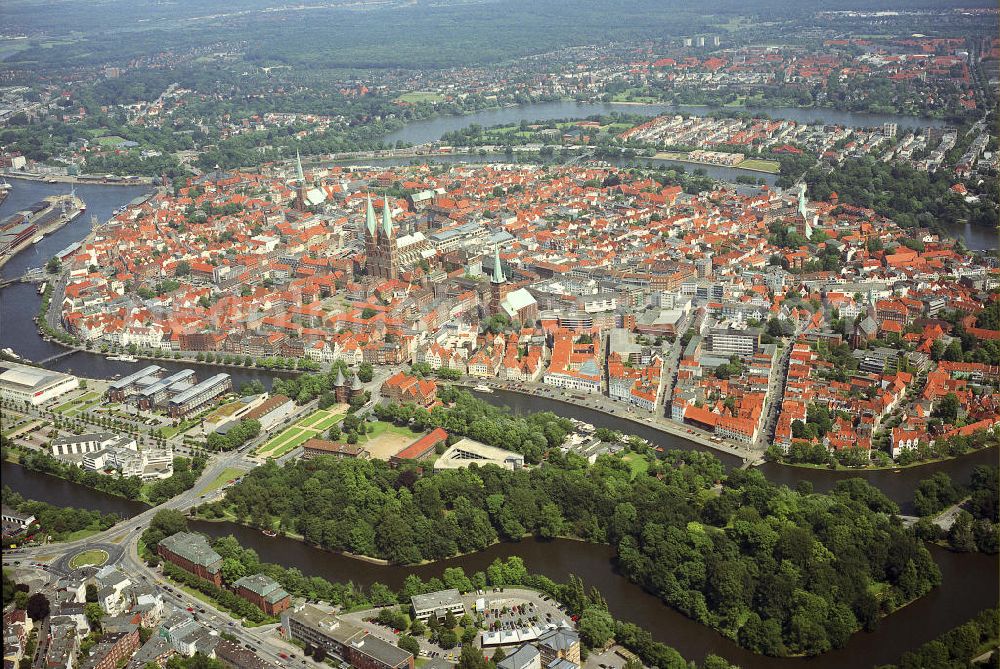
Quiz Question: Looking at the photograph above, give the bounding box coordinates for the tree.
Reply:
[438,629,458,649]
[84,603,105,632]
[457,644,488,669]
[46,257,62,274]
[85,583,98,602]
[221,558,247,583]
[948,511,976,552]
[932,393,960,423]
[578,607,615,647]
[358,363,374,383]
[397,635,420,657]
[142,509,189,551]
[27,593,50,621]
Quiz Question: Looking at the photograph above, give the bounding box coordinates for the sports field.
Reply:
[255,409,345,459]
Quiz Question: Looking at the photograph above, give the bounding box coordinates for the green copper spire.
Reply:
[491,245,506,284]
[381,195,394,239]
[295,150,304,184]
[365,193,377,238]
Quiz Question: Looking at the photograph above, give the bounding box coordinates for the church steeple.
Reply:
[295,150,305,184]
[381,195,394,239]
[365,194,377,238]
[491,245,506,284]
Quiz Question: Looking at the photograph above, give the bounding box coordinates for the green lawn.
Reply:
[201,467,247,494]
[62,528,102,542]
[621,452,650,479]
[739,158,781,174]
[357,420,416,443]
[396,91,445,103]
[54,391,102,414]
[69,549,109,569]
[256,409,345,457]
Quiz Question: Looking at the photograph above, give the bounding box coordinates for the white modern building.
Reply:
[410,589,465,622]
[433,439,525,471]
[0,366,78,406]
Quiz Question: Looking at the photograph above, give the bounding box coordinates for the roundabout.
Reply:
[69,549,109,569]
[52,542,124,575]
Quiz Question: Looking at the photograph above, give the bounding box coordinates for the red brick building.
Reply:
[157,532,223,587]
[233,574,292,616]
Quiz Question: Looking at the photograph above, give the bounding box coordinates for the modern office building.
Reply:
[285,605,414,669]
[409,589,465,622]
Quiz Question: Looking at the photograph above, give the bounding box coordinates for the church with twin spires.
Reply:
[363,194,400,280]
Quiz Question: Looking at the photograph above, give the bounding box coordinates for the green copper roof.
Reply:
[491,245,506,284]
[365,194,377,238]
[382,196,394,239]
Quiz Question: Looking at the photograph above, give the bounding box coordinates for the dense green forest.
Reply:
[201,422,941,656]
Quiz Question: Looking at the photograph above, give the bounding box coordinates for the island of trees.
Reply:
[198,393,945,657]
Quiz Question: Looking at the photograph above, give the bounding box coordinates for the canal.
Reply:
[2,459,996,669]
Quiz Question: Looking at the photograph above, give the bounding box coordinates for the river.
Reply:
[383,101,948,146]
[2,459,996,669]
[473,390,999,512]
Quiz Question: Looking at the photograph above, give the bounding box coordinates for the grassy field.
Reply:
[69,549,109,569]
[738,158,781,173]
[54,391,103,416]
[201,467,247,494]
[396,91,445,103]
[255,409,345,459]
[621,452,650,479]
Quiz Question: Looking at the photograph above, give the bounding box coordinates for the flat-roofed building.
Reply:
[52,432,134,457]
[1,505,36,530]
[284,605,414,669]
[433,439,524,471]
[410,589,464,622]
[0,366,78,405]
[709,325,761,359]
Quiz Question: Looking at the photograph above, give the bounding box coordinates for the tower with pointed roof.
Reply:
[363,194,399,280]
[293,150,307,211]
[489,245,507,316]
[334,367,350,404]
